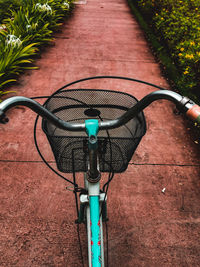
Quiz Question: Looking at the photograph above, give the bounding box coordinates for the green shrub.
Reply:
[0,0,73,95]
[0,0,20,23]
[5,8,53,46]
[135,0,200,98]
[0,30,38,89]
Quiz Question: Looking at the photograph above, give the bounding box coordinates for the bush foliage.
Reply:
[0,0,20,23]
[0,0,73,98]
[136,0,200,98]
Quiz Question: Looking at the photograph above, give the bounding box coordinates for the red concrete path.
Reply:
[0,0,200,266]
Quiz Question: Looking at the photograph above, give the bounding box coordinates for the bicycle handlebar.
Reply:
[0,90,198,130]
[186,105,200,123]
[0,96,85,131]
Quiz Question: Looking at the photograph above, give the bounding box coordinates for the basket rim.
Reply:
[45,88,141,104]
[42,88,147,138]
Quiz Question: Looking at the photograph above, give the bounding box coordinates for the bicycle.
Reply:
[0,76,199,267]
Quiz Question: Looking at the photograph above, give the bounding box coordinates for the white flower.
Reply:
[35,3,41,8]
[35,3,52,14]
[63,2,70,9]
[6,35,22,47]
[26,24,32,31]
[0,24,7,31]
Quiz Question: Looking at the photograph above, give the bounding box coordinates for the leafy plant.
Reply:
[0,0,73,97]
[0,30,38,89]
[5,8,53,46]
[0,0,21,23]
[136,0,200,98]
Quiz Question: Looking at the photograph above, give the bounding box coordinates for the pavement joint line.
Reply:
[0,160,55,163]
[74,58,156,63]
[0,159,199,167]
[130,163,200,167]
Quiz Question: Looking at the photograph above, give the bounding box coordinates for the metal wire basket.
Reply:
[42,89,146,173]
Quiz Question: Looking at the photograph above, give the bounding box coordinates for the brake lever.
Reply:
[0,109,9,124]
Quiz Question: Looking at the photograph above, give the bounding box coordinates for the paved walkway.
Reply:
[0,0,200,266]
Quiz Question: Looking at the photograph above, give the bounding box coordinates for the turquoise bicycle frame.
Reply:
[89,195,102,266]
[84,178,105,267]
[85,119,104,267]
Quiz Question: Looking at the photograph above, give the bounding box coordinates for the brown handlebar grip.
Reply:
[186,105,200,123]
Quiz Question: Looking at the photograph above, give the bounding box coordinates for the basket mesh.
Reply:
[42,89,146,173]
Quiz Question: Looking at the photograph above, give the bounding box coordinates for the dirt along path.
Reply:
[0,0,200,266]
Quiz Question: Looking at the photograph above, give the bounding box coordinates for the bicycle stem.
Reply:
[85,119,101,182]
